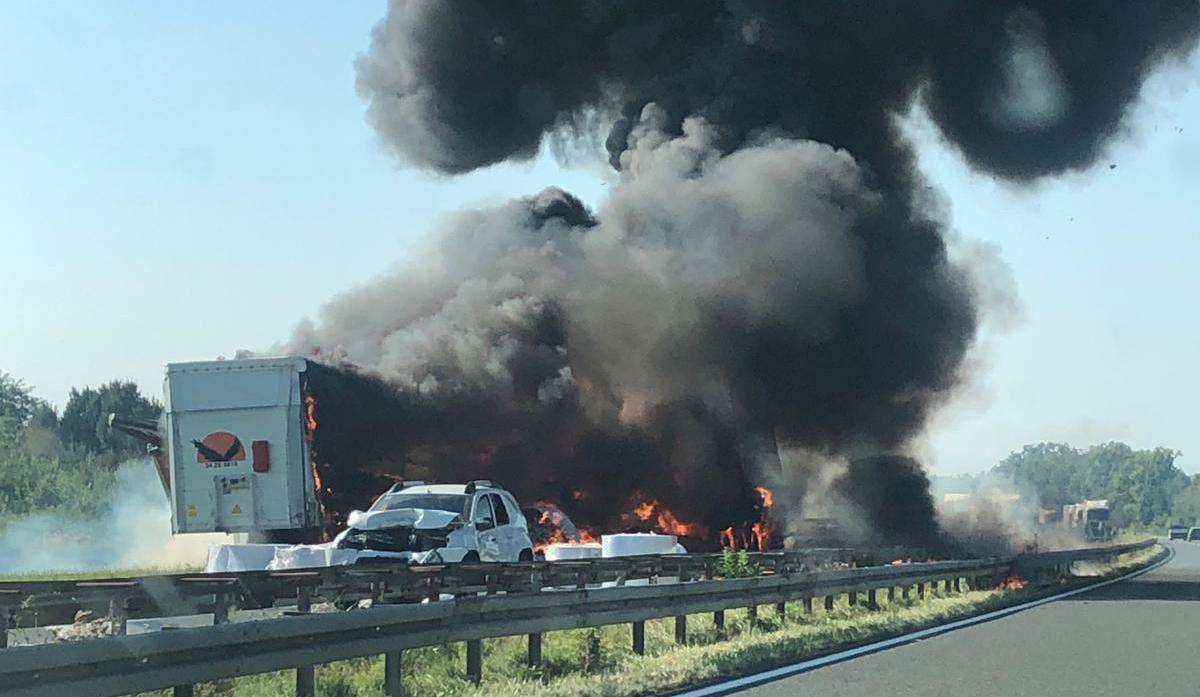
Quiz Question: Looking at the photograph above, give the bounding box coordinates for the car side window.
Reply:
[490,494,510,526]
[473,495,495,530]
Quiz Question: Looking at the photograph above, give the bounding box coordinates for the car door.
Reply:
[472,494,502,561]
[498,492,533,558]
[487,493,519,560]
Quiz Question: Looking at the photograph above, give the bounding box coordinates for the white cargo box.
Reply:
[165,357,319,535]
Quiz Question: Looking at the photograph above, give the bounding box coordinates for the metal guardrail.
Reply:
[0,540,1155,697]
[0,547,914,632]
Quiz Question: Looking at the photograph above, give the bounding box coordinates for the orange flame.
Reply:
[625,497,706,538]
[534,527,567,553]
[303,394,324,494]
[530,501,601,553]
[715,487,776,551]
[998,576,1027,590]
[751,521,770,551]
[304,394,318,434]
[656,508,707,538]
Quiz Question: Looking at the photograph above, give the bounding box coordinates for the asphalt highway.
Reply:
[732,541,1200,697]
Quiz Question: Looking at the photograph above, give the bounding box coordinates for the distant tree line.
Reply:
[994,442,1198,529]
[3,365,1198,533]
[0,370,159,523]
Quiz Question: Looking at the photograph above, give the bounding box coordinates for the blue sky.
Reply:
[2,3,1198,474]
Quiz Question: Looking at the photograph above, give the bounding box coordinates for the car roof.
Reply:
[386,484,508,496]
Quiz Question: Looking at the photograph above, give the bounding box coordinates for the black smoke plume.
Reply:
[293,1,1198,549]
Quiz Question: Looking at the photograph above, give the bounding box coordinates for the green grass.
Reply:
[1086,544,1164,576]
[0,565,202,582]
[1110,531,1157,545]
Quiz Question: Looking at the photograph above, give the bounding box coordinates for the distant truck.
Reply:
[1062,499,1112,541]
[1168,525,1189,541]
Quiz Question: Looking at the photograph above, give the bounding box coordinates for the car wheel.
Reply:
[461,551,480,564]
[518,549,533,562]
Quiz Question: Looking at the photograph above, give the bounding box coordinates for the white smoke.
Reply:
[0,458,224,574]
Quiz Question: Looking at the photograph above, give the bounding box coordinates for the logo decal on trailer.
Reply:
[192,431,246,464]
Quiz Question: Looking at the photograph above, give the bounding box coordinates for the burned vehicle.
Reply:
[521,501,585,553]
[333,481,535,564]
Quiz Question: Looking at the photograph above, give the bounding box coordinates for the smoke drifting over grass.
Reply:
[0,459,217,574]
[290,2,1199,550]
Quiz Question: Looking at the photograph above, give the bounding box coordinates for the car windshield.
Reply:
[369,493,468,516]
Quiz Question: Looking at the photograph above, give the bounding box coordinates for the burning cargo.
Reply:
[124,356,765,550]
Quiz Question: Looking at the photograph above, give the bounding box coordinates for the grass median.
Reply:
[130,543,1162,697]
[0,565,201,582]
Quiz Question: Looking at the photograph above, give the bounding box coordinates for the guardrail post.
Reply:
[632,621,646,655]
[466,639,482,685]
[109,597,129,636]
[953,577,961,592]
[1,610,9,649]
[295,587,315,697]
[824,595,834,611]
[213,593,230,625]
[675,615,687,644]
[384,650,405,696]
[887,586,895,603]
[902,584,910,600]
[528,633,542,668]
[776,601,787,622]
[803,597,813,614]
[916,582,925,599]
[296,664,315,697]
[867,589,877,609]
[848,591,857,606]
[943,578,952,593]
[748,604,758,625]
[714,609,725,634]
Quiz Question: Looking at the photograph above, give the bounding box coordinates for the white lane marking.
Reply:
[675,546,1176,697]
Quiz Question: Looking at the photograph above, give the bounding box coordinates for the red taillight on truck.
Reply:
[252,440,270,472]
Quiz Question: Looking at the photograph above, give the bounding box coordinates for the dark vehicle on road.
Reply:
[1169,525,1189,541]
[1188,527,1200,542]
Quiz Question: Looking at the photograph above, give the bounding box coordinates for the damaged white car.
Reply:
[332,481,535,564]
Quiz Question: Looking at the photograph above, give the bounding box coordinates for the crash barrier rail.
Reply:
[0,539,1154,697]
[0,546,914,637]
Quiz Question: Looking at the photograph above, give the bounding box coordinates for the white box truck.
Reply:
[163,357,322,541]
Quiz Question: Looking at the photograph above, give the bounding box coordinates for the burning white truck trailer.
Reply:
[111,356,689,571]
[159,357,323,542]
